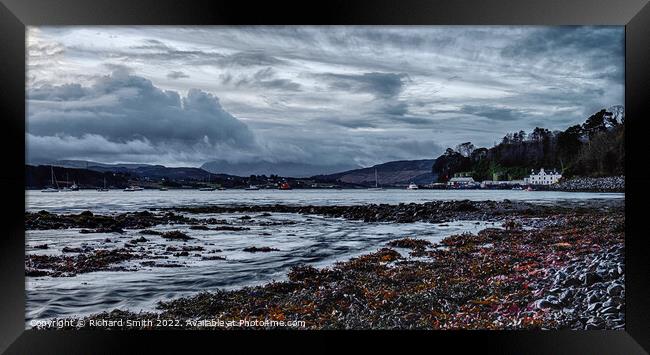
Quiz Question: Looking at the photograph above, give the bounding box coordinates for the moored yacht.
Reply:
[124,186,144,192]
[41,166,60,192]
[367,168,384,191]
[245,185,260,190]
[97,177,109,191]
[407,182,419,190]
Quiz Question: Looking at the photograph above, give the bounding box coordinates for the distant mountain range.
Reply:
[312,159,437,186]
[201,160,362,178]
[30,160,233,181]
[30,158,438,187]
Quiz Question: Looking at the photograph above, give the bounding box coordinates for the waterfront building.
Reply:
[524,168,562,185]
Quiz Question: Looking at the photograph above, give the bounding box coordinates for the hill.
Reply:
[312,159,437,187]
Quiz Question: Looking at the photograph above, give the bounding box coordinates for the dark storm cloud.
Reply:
[27,70,258,163]
[501,26,624,80]
[167,70,190,79]
[221,68,301,91]
[215,50,287,67]
[459,105,530,122]
[319,72,409,99]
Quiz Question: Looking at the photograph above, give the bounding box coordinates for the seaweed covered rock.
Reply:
[161,231,193,241]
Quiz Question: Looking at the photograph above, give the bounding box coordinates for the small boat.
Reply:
[158,187,168,191]
[407,182,419,190]
[525,186,535,192]
[368,168,384,191]
[218,187,226,191]
[97,177,109,191]
[245,185,260,190]
[279,182,291,190]
[198,174,216,191]
[124,186,144,192]
[512,186,523,190]
[62,174,80,191]
[41,166,60,192]
[62,182,80,192]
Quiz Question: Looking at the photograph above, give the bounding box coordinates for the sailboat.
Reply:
[199,173,216,191]
[41,166,60,192]
[61,173,79,191]
[97,177,109,191]
[124,186,144,192]
[367,168,384,191]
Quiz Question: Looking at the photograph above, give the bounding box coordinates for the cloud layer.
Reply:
[26,26,624,169]
[28,69,257,164]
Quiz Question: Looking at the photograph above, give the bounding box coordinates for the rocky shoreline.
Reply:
[30,202,625,330]
[24,199,622,233]
[548,176,625,193]
[167,199,621,224]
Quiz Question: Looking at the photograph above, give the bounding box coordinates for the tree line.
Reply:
[432,107,625,182]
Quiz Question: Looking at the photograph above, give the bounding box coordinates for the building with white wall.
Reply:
[524,168,562,185]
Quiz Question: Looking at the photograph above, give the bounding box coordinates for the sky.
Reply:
[26,26,624,170]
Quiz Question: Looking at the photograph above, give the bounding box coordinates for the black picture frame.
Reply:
[1,0,649,353]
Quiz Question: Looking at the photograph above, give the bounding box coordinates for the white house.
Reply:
[524,168,562,185]
[447,176,477,187]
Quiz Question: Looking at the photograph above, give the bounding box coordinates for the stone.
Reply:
[607,284,623,297]
[587,302,602,312]
[584,272,602,286]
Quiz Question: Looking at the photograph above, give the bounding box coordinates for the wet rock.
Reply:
[181,246,204,252]
[62,247,85,253]
[386,238,432,250]
[587,302,602,312]
[243,246,280,253]
[25,268,50,277]
[130,236,148,244]
[161,231,193,241]
[599,306,618,315]
[139,230,162,235]
[558,290,573,304]
[583,272,602,286]
[33,244,49,249]
[26,248,140,277]
[189,225,210,230]
[607,284,623,296]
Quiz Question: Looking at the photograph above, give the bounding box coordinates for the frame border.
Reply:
[1,0,649,353]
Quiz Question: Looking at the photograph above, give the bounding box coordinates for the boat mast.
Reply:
[375,168,379,188]
[51,166,59,189]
